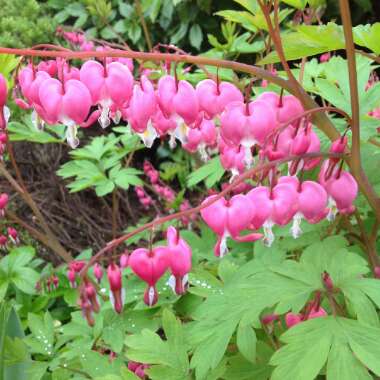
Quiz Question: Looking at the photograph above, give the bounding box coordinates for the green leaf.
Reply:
[125,309,190,379]
[282,0,307,8]
[8,121,62,144]
[119,3,134,18]
[102,326,124,353]
[95,179,115,196]
[80,350,123,377]
[215,10,257,32]
[271,317,380,380]
[236,322,256,363]
[223,355,272,380]
[12,268,39,295]
[1,305,30,380]
[26,361,49,380]
[187,157,225,188]
[26,312,54,355]
[354,23,380,55]
[113,168,143,190]
[189,24,203,50]
[170,23,188,45]
[259,23,345,64]
[187,235,377,378]
[327,342,372,380]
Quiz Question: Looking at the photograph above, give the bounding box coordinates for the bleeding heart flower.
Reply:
[285,312,302,328]
[183,117,217,160]
[0,74,9,129]
[151,107,176,138]
[129,247,170,306]
[196,79,243,118]
[323,170,358,218]
[79,297,95,326]
[80,60,133,128]
[285,306,327,328]
[120,253,129,269]
[219,138,246,179]
[67,269,77,288]
[37,60,58,77]
[157,75,199,125]
[220,100,277,166]
[107,263,124,313]
[278,176,328,238]
[201,194,262,257]
[247,183,298,246]
[69,260,86,273]
[257,91,304,127]
[126,75,157,147]
[7,227,19,244]
[0,193,9,216]
[166,226,192,295]
[93,263,103,284]
[38,78,92,147]
[84,281,100,313]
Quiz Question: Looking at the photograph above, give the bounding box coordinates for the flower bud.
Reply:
[107,263,124,313]
[67,269,77,288]
[120,253,129,269]
[93,263,103,283]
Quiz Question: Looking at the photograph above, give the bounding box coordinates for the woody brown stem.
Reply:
[0,163,72,262]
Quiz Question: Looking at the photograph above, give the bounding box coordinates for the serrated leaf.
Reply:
[187,157,225,188]
[259,23,345,64]
[95,179,115,196]
[271,317,380,380]
[8,121,62,144]
[125,310,190,379]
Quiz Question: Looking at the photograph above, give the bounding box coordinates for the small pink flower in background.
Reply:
[0,193,9,216]
[320,52,331,63]
[7,227,19,244]
[0,234,7,249]
[143,161,159,184]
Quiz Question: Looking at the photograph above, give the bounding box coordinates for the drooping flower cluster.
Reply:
[74,227,192,324]
[201,133,357,255]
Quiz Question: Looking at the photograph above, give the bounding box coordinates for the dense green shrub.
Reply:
[0,0,57,48]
